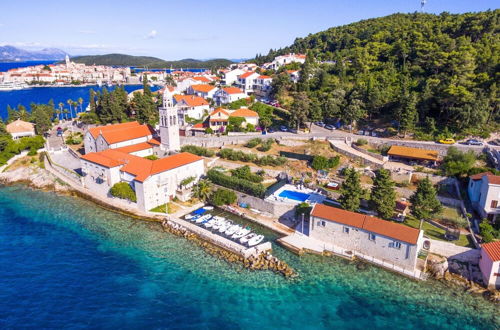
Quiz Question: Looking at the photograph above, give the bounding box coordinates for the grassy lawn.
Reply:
[150,203,174,214]
[403,216,473,247]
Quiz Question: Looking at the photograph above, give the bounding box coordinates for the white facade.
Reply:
[222,68,244,85]
[159,88,180,152]
[479,243,500,290]
[213,88,246,105]
[468,173,500,221]
[237,72,260,94]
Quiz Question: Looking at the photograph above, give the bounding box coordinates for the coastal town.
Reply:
[0,48,498,297]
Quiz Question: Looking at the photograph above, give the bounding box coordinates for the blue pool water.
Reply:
[0,185,498,329]
[279,189,310,202]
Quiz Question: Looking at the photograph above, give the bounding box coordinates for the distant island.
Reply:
[70,54,234,69]
[0,45,68,62]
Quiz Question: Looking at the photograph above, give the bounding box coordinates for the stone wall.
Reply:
[351,144,388,162]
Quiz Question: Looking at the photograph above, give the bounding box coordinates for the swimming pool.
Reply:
[278,190,310,202]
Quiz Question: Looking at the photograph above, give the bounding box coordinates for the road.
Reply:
[182,124,497,154]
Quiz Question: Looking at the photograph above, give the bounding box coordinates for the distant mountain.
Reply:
[70,53,234,68]
[0,45,68,62]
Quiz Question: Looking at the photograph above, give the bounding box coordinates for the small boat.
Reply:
[240,233,257,244]
[190,215,200,222]
[232,227,251,239]
[204,218,217,228]
[196,214,211,224]
[218,221,233,233]
[224,224,241,236]
[184,214,194,220]
[212,218,226,231]
[203,206,214,210]
[247,235,264,247]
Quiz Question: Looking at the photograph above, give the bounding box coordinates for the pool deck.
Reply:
[265,184,326,205]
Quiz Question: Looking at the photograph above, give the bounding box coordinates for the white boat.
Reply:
[203,206,214,211]
[184,214,194,220]
[224,224,241,236]
[232,227,251,239]
[212,218,226,230]
[247,235,264,247]
[240,233,257,244]
[204,218,217,228]
[0,82,29,91]
[218,221,233,233]
[196,214,211,223]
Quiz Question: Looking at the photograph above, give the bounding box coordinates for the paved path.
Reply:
[428,238,478,260]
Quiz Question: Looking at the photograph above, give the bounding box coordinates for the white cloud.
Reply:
[145,29,157,39]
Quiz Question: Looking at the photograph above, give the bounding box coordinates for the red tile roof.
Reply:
[470,172,500,184]
[88,122,140,139]
[239,71,256,79]
[100,124,154,145]
[190,84,216,93]
[470,172,492,180]
[192,76,211,82]
[258,75,272,79]
[210,108,229,116]
[81,152,124,168]
[482,241,500,261]
[223,87,244,94]
[311,203,421,245]
[174,94,209,107]
[229,108,259,118]
[113,142,154,154]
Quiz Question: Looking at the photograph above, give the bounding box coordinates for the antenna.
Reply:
[421,0,427,11]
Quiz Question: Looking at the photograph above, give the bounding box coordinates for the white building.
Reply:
[221,68,244,85]
[479,241,500,289]
[253,75,273,98]
[173,94,210,123]
[309,204,423,270]
[84,121,155,154]
[159,87,181,152]
[236,71,260,94]
[468,172,500,221]
[213,87,246,105]
[6,119,35,139]
[186,84,217,99]
[263,53,306,70]
[207,107,259,131]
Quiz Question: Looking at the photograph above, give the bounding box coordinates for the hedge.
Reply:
[217,148,286,167]
[231,165,264,183]
[110,182,137,202]
[180,145,215,157]
[207,169,266,198]
[210,188,237,206]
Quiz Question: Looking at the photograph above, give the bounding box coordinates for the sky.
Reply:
[0,0,497,60]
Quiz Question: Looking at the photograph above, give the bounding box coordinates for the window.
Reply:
[389,241,401,249]
[317,220,326,227]
[343,227,349,234]
[368,233,376,241]
[491,200,499,208]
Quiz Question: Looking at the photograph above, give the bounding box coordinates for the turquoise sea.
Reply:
[0,185,498,329]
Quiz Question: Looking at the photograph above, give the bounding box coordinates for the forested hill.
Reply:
[259,10,499,137]
[70,54,233,68]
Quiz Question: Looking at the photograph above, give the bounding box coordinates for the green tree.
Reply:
[442,146,476,177]
[370,169,396,219]
[210,188,237,206]
[192,179,212,201]
[339,167,363,211]
[409,177,442,229]
[397,91,418,137]
[31,104,52,135]
[290,92,310,129]
[479,219,497,243]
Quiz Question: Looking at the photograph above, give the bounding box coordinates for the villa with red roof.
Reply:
[309,203,424,270]
[236,71,260,94]
[479,241,500,289]
[468,172,500,222]
[207,107,259,131]
[173,94,210,122]
[186,84,217,99]
[213,87,246,105]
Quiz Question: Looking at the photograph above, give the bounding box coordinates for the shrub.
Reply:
[479,219,497,243]
[328,156,340,168]
[210,188,237,206]
[144,155,159,160]
[180,145,215,157]
[311,155,340,171]
[217,148,286,167]
[245,138,262,148]
[65,132,83,145]
[257,139,273,152]
[441,146,476,177]
[231,165,263,183]
[110,182,137,202]
[355,138,368,146]
[207,169,266,198]
[205,127,213,134]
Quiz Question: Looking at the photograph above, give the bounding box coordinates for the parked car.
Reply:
[270,101,281,107]
[438,138,456,144]
[279,125,288,132]
[315,121,325,127]
[56,127,63,137]
[464,139,483,146]
[325,125,335,130]
[267,127,275,133]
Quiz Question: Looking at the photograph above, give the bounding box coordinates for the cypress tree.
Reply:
[370,169,396,219]
[339,167,363,211]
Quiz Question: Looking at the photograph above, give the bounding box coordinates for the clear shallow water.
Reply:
[0,185,497,329]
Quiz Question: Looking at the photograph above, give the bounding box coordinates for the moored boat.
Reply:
[240,233,256,244]
[247,235,264,247]
[232,227,251,239]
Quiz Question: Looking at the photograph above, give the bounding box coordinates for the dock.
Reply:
[163,215,272,259]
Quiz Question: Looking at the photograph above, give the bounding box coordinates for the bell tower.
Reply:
[159,87,180,152]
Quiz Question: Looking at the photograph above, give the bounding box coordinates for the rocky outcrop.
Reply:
[0,164,70,193]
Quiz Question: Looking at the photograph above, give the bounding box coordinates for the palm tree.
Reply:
[192,179,212,201]
[67,99,73,120]
[72,101,79,118]
[77,97,84,114]
[58,102,64,121]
